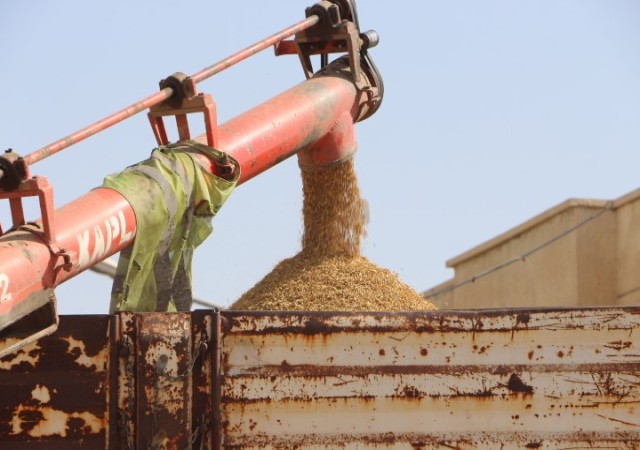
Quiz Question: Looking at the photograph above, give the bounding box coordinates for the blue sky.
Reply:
[2,1,639,314]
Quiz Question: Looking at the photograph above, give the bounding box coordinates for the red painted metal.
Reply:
[0,72,364,320]
[0,177,57,247]
[190,16,318,85]
[23,89,172,166]
[0,188,136,318]
[200,75,361,183]
[297,110,357,169]
[22,16,318,167]
[148,93,219,149]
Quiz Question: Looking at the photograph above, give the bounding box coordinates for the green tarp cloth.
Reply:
[102,141,239,312]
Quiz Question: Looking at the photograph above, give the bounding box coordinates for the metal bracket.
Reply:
[275,1,361,81]
[0,150,66,357]
[274,0,384,119]
[0,289,59,359]
[148,72,219,148]
[0,150,71,272]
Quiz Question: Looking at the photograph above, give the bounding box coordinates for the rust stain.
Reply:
[62,336,108,371]
[400,385,424,398]
[0,341,41,370]
[605,340,632,351]
[10,405,104,438]
[596,413,640,428]
[506,373,534,394]
[516,313,531,327]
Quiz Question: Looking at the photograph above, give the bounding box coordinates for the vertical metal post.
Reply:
[113,311,220,450]
[137,313,192,449]
[190,310,219,450]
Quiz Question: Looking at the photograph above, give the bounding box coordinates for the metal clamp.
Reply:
[148,72,219,149]
[274,0,384,120]
[0,150,71,272]
[0,149,65,357]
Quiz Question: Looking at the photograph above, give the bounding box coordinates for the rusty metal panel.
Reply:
[0,311,220,450]
[135,312,193,449]
[114,311,218,450]
[0,315,110,450]
[221,308,640,449]
[1,307,639,449]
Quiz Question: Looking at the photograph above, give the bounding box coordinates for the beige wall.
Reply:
[616,190,640,305]
[425,189,640,309]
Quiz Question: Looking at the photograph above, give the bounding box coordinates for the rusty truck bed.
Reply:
[1,307,639,449]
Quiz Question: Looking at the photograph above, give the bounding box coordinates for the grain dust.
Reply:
[230,158,435,311]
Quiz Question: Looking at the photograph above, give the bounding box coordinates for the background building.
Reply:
[425,188,640,309]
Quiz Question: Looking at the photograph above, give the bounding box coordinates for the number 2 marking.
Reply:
[0,274,12,304]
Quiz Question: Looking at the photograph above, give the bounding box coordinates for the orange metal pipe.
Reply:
[205,75,360,183]
[0,72,363,317]
[22,16,319,167]
[297,110,357,169]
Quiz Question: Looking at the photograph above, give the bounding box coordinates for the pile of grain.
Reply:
[230,159,435,311]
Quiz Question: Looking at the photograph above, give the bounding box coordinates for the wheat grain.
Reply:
[230,158,435,311]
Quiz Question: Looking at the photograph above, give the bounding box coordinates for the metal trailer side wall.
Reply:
[1,308,639,449]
